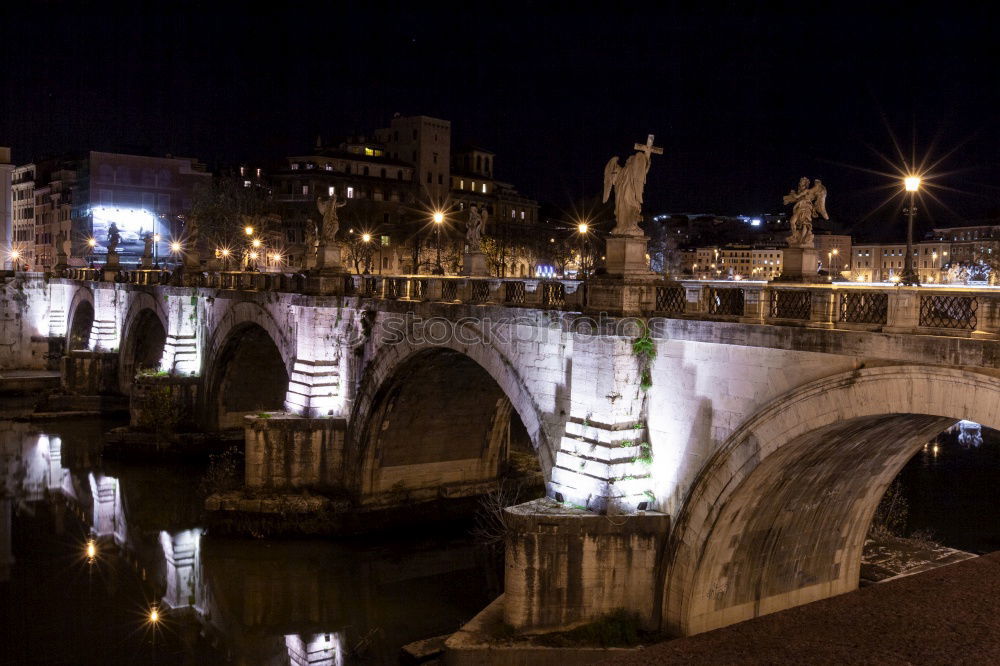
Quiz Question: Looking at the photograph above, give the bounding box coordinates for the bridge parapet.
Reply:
[663,280,1000,338]
[53,270,1000,341]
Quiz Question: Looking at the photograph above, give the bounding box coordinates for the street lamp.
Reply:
[902,176,921,285]
[9,249,21,272]
[87,237,97,266]
[361,232,372,274]
[244,225,254,237]
[170,240,182,266]
[577,222,589,279]
[432,211,444,274]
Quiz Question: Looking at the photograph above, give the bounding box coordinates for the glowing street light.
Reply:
[361,233,372,243]
[901,175,921,285]
[244,225,254,236]
[577,221,590,279]
[85,538,97,563]
[149,607,159,624]
[170,241,182,254]
[432,211,444,274]
[251,238,262,249]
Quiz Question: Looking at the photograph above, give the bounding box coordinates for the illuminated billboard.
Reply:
[90,206,170,257]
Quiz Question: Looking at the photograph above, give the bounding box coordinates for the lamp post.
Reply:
[362,232,372,274]
[577,222,589,279]
[432,211,444,275]
[153,233,160,266]
[902,176,921,286]
[87,237,97,267]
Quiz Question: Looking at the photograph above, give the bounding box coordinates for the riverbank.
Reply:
[610,550,1000,664]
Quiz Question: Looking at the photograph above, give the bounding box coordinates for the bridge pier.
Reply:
[60,350,120,395]
[244,414,347,491]
[503,498,670,632]
[130,374,201,432]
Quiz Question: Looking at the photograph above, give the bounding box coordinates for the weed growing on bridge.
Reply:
[634,442,653,466]
[631,321,656,391]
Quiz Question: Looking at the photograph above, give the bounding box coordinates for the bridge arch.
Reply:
[65,287,95,351]
[349,327,553,503]
[664,364,1000,636]
[118,292,169,393]
[203,301,294,430]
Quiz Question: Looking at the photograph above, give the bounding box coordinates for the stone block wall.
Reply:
[503,498,670,631]
[245,415,347,490]
[60,350,120,395]
[0,275,50,369]
[130,375,201,431]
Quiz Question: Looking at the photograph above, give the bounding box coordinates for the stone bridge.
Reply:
[12,268,1000,637]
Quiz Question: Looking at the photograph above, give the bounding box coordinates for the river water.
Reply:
[3,407,997,664]
[0,411,498,665]
[898,424,1000,554]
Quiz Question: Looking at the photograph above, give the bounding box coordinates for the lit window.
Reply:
[381,235,390,246]
[482,183,487,193]
[302,185,309,195]
[328,186,335,196]
[472,181,477,191]
[460,179,464,189]
[521,211,525,220]
[325,164,332,171]
[364,147,374,156]
[256,168,262,177]
[291,163,300,170]
[347,187,354,199]
[244,180,251,187]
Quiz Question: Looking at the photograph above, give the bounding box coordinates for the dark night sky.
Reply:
[3,4,1000,240]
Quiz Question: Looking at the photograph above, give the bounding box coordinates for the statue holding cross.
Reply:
[603,134,663,236]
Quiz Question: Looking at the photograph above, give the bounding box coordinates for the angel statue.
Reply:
[466,204,486,249]
[603,135,662,236]
[316,193,347,245]
[782,177,829,248]
[304,218,318,258]
[106,222,121,255]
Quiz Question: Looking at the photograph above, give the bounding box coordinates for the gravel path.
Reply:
[610,551,1000,665]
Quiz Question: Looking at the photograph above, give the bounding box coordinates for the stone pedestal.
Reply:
[316,243,342,272]
[183,250,202,271]
[605,235,652,278]
[776,246,820,282]
[461,251,489,277]
[503,498,670,631]
[102,253,120,281]
[140,255,153,268]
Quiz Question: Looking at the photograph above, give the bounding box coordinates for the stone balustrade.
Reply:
[671,279,999,338]
[53,267,1000,338]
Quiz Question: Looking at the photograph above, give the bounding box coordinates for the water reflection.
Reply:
[0,419,493,664]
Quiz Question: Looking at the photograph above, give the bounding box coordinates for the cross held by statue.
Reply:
[634,134,663,157]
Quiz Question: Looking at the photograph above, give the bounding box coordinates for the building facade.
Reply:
[268,114,541,276]
[0,148,12,266]
[814,233,851,276]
